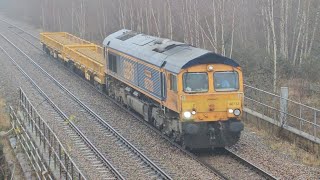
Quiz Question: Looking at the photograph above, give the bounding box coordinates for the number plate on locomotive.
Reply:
[228,101,241,108]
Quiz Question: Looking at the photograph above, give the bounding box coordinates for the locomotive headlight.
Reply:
[184,111,192,119]
[234,109,241,116]
[207,65,214,71]
[228,109,234,114]
[191,110,196,115]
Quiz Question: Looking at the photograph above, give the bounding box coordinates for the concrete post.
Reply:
[280,87,288,126]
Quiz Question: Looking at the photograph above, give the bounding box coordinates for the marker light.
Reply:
[228,109,234,114]
[184,111,192,118]
[234,109,241,116]
[207,65,214,71]
[191,111,196,115]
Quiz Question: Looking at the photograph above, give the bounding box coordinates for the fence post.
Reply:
[280,87,288,126]
[314,111,317,138]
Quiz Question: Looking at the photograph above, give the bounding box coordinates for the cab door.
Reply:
[165,73,179,112]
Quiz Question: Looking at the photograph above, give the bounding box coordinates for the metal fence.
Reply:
[244,84,320,144]
[11,88,87,180]
[9,106,53,180]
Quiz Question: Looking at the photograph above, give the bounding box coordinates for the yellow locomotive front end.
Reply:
[178,64,244,149]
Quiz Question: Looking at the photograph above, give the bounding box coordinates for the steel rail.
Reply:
[6,19,283,179]
[98,92,230,180]
[17,90,88,180]
[10,26,277,179]
[1,18,301,180]
[0,18,39,39]
[0,30,172,179]
[6,20,283,179]
[225,148,278,180]
[0,19,234,180]
[3,17,319,114]
[0,34,124,180]
[5,18,320,141]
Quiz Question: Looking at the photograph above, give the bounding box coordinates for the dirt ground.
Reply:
[0,98,24,180]
[245,122,320,167]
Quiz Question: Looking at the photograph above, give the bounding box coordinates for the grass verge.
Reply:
[0,98,24,179]
[245,122,320,167]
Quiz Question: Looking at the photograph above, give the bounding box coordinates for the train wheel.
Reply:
[150,118,156,127]
[180,137,186,149]
[68,61,74,71]
[43,45,50,55]
[63,61,68,67]
[119,97,125,106]
[171,131,181,143]
[97,83,103,92]
[53,52,58,59]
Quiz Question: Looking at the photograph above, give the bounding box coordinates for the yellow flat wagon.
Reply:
[63,45,105,86]
[41,32,105,89]
[40,32,91,59]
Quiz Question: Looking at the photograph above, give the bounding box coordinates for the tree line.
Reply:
[1,0,319,92]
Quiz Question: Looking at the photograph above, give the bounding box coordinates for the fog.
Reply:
[0,0,319,93]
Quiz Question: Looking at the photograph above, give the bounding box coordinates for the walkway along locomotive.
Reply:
[41,29,244,149]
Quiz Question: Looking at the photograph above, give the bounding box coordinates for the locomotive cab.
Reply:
[175,63,244,149]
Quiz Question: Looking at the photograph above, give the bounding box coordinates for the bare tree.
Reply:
[5,0,320,91]
[229,3,236,59]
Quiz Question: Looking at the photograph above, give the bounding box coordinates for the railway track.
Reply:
[197,148,278,180]
[0,18,39,41]
[0,30,172,179]
[225,148,277,179]
[1,21,229,179]
[0,38,121,179]
[18,88,116,180]
[0,18,278,179]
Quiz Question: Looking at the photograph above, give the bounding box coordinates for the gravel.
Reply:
[0,50,116,180]
[198,151,267,180]
[2,13,319,180]
[228,128,320,179]
[0,28,168,180]
[0,16,221,179]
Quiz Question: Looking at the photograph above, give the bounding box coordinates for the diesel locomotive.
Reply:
[41,29,244,149]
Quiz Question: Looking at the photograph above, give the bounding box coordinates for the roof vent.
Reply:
[116,32,137,41]
[153,42,177,53]
[154,38,170,45]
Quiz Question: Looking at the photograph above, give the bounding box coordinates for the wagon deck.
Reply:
[41,32,105,85]
[40,32,91,54]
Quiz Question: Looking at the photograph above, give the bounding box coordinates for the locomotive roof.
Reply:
[103,29,239,74]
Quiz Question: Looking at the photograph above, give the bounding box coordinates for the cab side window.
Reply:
[108,53,117,73]
[170,74,177,92]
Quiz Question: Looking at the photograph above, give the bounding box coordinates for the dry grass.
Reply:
[306,93,320,109]
[245,123,320,167]
[269,140,320,166]
[280,78,320,109]
[0,98,24,180]
[0,99,10,131]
